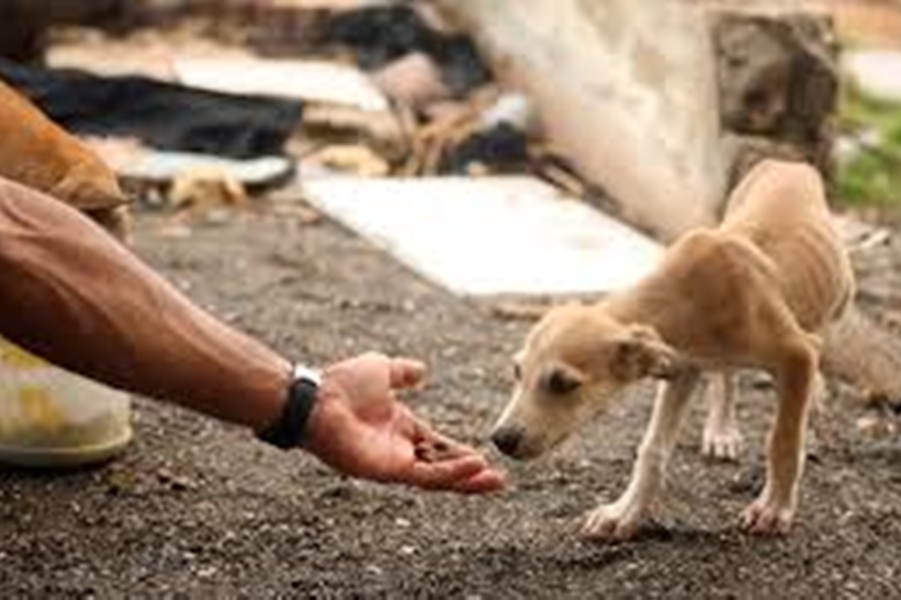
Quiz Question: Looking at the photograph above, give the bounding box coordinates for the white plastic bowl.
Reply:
[0,336,132,467]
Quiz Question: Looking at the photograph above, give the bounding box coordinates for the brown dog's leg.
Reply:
[702,370,743,461]
[582,367,700,542]
[742,336,817,535]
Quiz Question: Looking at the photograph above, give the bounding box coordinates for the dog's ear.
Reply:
[610,325,681,381]
[51,161,129,211]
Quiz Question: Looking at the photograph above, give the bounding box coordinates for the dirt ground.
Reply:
[0,196,899,599]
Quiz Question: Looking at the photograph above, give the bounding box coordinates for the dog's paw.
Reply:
[702,424,743,461]
[580,501,646,542]
[740,496,794,536]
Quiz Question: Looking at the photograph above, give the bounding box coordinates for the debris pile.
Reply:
[0,0,848,241]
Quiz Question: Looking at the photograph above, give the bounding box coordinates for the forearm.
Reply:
[0,177,290,430]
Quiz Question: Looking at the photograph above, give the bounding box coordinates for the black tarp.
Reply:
[319,5,490,96]
[0,59,303,159]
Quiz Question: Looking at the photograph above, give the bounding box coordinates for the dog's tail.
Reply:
[822,305,901,406]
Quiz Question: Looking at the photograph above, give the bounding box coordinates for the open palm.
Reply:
[304,352,506,493]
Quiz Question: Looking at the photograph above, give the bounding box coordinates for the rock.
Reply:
[856,412,897,439]
[433,2,839,236]
[156,467,196,491]
[272,202,323,226]
[711,11,839,186]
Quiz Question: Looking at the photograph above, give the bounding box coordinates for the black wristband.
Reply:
[256,372,320,450]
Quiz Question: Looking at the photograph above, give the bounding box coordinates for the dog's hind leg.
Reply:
[742,329,819,536]
[582,367,701,542]
[702,370,743,461]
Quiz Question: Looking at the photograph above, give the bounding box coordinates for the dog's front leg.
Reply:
[742,339,817,535]
[702,371,743,461]
[582,368,700,542]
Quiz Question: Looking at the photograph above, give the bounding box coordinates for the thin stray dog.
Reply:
[490,160,854,540]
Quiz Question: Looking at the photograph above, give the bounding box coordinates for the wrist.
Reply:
[255,363,322,449]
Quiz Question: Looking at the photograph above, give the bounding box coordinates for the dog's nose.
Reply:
[491,425,524,456]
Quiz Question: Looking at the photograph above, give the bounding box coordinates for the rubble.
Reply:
[711,11,839,185]
[0,1,852,261]
[430,0,727,241]
[168,165,249,215]
[318,4,490,95]
[4,1,845,242]
[302,144,390,177]
[432,1,844,238]
[371,52,452,111]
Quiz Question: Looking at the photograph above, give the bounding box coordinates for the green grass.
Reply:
[837,86,901,206]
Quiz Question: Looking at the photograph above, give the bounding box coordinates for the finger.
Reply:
[389,358,426,390]
[451,469,508,494]
[406,455,488,491]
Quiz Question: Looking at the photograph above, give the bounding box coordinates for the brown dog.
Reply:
[0,78,131,241]
[491,160,854,540]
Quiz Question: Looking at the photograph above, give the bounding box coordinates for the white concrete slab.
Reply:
[173,57,389,112]
[302,176,664,296]
[113,151,293,186]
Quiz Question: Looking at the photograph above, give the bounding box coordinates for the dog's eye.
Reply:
[546,369,581,395]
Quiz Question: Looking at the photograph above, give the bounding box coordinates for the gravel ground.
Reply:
[0,198,899,599]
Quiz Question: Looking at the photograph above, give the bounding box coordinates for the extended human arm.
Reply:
[0,177,504,492]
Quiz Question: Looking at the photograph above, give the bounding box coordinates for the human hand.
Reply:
[303,352,506,493]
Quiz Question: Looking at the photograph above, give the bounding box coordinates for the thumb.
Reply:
[389,357,426,389]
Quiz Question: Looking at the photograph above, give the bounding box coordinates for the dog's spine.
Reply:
[822,306,901,406]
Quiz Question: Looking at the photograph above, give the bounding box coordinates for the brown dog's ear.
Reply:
[51,161,129,211]
[610,325,681,381]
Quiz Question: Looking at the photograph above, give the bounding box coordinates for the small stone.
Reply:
[296,206,322,226]
[156,467,196,491]
[157,223,192,239]
[203,208,232,226]
[197,566,218,578]
[399,545,416,556]
[856,413,895,439]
